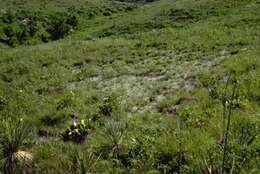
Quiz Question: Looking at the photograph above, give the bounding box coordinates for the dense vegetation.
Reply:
[0,0,259,173]
[0,0,136,46]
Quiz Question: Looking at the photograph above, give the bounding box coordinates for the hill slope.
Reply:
[0,0,259,173]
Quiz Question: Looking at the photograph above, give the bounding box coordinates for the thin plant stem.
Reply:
[221,80,237,174]
[222,73,231,138]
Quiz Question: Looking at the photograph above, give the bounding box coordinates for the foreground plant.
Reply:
[0,118,35,174]
[69,149,100,174]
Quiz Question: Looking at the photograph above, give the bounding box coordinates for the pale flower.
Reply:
[81,119,85,125]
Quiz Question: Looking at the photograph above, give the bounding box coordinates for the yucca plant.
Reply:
[69,150,100,174]
[102,120,126,158]
[0,118,35,174]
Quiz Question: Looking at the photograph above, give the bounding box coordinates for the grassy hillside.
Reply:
[0,0,259,173]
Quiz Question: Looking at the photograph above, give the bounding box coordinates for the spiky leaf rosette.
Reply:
[0,119,35,174]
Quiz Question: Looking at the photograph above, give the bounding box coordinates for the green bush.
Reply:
[47,12,78,40]
[0,10,78,46]
[0,1,136,46]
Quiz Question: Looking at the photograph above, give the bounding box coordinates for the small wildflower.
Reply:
[81,119,85,125]
[70,90,75,96]
[131,138,137,144]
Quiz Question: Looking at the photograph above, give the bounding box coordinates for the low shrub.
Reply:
[47,12,78,40]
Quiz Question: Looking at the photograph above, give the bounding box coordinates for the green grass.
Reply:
[0,0,259,173]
